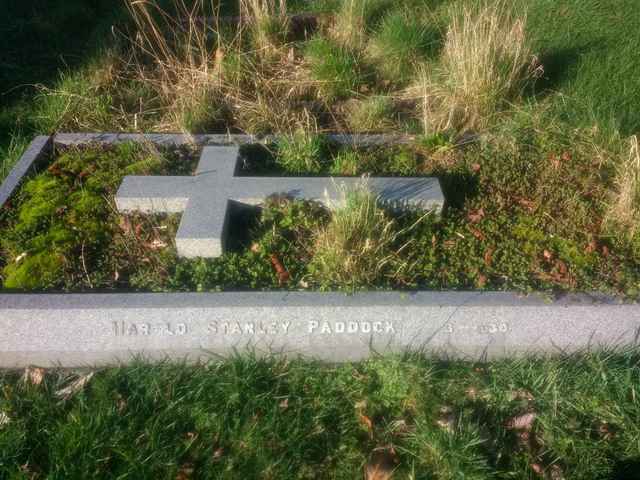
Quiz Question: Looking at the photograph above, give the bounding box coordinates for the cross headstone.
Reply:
[115,146,445,258]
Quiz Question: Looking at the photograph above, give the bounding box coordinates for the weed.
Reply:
[276,130,329,173]
[240,0,289,54]
[410,0,539,133]
[345,95,396,132]
[304,37,365,102]
[367,10,435,85]
[308,183,425,290]
[606,136,640,239]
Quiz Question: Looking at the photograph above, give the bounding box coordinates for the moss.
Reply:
[3,252,65,290]
[0,143,192,291]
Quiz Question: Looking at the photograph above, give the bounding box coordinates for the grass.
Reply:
[1,351,640,478]
[411,0,539,133]
[304,37,366,102]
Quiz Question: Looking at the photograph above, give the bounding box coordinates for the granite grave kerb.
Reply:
[0,133,639,368]
[115,146,445,257]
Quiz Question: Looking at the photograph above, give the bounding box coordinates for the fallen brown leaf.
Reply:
[365,448,398,480]
[270,254,290,285]
[506,412,537,431]
[55,372,94,400]
[359,413,374,439]
[468,226,486,241]
[21,366,45,386]
[531,463,544,476]
[484,248,494,267]
[467,208,485,223]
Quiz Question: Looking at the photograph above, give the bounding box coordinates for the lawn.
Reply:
[1,352,640,479]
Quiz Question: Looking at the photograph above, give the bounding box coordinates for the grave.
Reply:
[0,133,639,368]
[115,145,444,257]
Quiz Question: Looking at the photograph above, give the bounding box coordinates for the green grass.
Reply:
[304,37,367,102]
[1,351,640,478]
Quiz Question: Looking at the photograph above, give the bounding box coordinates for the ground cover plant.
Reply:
[1,351,640,479]
[1,125,640,295]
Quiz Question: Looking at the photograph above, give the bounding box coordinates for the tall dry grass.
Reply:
[239,0,289,53]
[607,136,640,238]
[124,0,224,131]
[410,0,540,133]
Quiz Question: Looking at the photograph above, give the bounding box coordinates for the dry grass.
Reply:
[309,182,424,289]
[409,0,539,133]
[124,0,224,132]
[607,136,640,238]
[239,0,289,54]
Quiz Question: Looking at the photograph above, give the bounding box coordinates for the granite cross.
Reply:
[115,146,445,258]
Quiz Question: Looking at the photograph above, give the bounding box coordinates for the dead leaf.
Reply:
[471,163,481,172]
[468,226,486,241]
[359,413,374,439]
[467,208,485,223]
[148,239,168,250]
[270,254,290,285]
[55,372,94,400]
[212,447,224,461]
[506,412,536,431]
[0,411,10,428]
[365,447,398,480]
[176,463,194,480]
[585,239,598,254]
[549,464,565,480]
[483,248,494,267]
[476,274,488,288]
[279,398,289,410]
[602,245,610,257]
[21,366,45,386]
[516,197,537,212]
[531,463,544,476]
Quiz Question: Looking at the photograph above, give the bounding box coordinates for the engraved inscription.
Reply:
[207,321,291,335]
[445,322,510,334]
[308,320,395,334]
[113,321,187,337]
[110,319,398,337]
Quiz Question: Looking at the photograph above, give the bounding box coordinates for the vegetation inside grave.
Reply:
[2,352,640,479]
[1,124,639,295]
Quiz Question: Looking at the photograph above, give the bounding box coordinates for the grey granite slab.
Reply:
[115,146,444,257]
[0,136,52,207]
[0,291,638,367]
[53,132,417,147]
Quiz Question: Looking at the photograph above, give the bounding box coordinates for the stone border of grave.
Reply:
[0,133,638,368]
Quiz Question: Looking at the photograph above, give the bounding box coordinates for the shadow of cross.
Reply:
[115,146,445,258]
